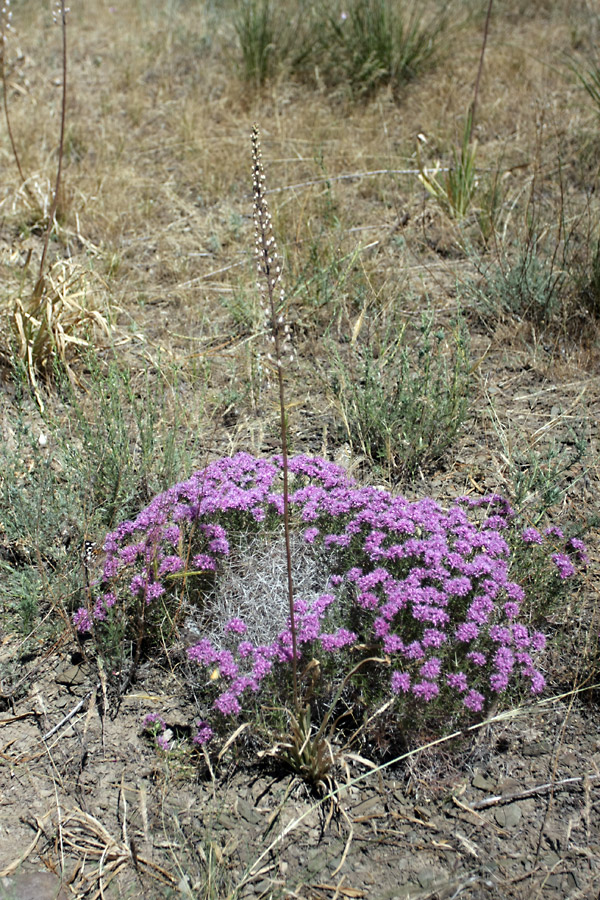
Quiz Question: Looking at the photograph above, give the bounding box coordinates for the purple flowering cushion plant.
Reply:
[73,453,585,745]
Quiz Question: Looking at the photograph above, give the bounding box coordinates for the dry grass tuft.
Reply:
[11,259,115,393]
[60,807,177,899]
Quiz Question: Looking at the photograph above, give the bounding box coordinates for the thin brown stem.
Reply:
[278,357,297,711]
[33,0,68,307]
[468,0,493,144]
[1,28,32,196]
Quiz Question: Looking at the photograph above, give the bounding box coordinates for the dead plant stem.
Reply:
[0,25,31,197]
[34,0,67,306]
[469,0,493,142]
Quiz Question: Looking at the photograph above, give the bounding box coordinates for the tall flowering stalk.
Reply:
[251,125,298,711]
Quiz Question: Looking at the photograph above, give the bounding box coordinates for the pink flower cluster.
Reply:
[142,713,171,751]
[73,454,585,745]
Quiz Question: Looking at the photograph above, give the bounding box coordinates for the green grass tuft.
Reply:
[333,311,470,480]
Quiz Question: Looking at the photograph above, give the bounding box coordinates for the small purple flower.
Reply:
[187,639,218,666]
[158,555,184,576]
[505,582,525,602]
[567,537,588,565]
[103,591,117,609]
[225,617,247,635]
[422,628,446,648]
[192,553,217,571]
[252,654,273,680]
[93,599,108,622]
[324,533,350,548]
[446,672,468,692]
[412,680,439,702]
[130,573,146,596]
[511,624,530,649]
[216,650,239,679]
[515,651,533,668]
[209,536,230,555]
[456,622,479,642]
[494,645,514,674]
[303,527,319,544]
[444,576,472,596]
[522,527,543,544]
[73,607,92,633]
[143,713,165,729]
[490,673,509,692]
[297,613,321,644]
[529,670,545,694]
[419,657,441,680]
[383,633,404,653]
[238,640,254,658]
[374,617,390,638]
[120,545,141,565]
[467,651,487,667]
[102,557,120,578]
[163,525,180,545]
[391,671,411,694]
[214,692,241,716]
[463,690,485,712]
[551,553,575,579]
[157,733,171,751]
[530,631,546,651]
[320,628,356,652]
[357,591,379,610]
[193,721,214,745]
[404,640,425,660]
[313,593,335,614]
[146,581,165,601]
[503,601,519,620]
[467,595,494,624]
[489,625,511,644]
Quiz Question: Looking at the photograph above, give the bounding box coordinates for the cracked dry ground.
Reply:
[0,649,599,900]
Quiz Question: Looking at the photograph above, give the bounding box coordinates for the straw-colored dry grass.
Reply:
[3,1,597,375]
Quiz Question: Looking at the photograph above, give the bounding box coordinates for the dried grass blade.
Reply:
[0,817,45,877]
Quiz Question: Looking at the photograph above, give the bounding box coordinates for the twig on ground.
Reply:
[470,773,600,810]
[41,688,95,741]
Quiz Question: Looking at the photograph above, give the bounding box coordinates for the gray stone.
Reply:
[417,868,444,889]
[522,741,551,757]
[373,886,418,900]
[55,664,86,687]
[236,799,262,826]
[306,850,328,874]
[473,772,495,791]
[353,794,381,817]
[494,803,522,827]
[0,872,69,900]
